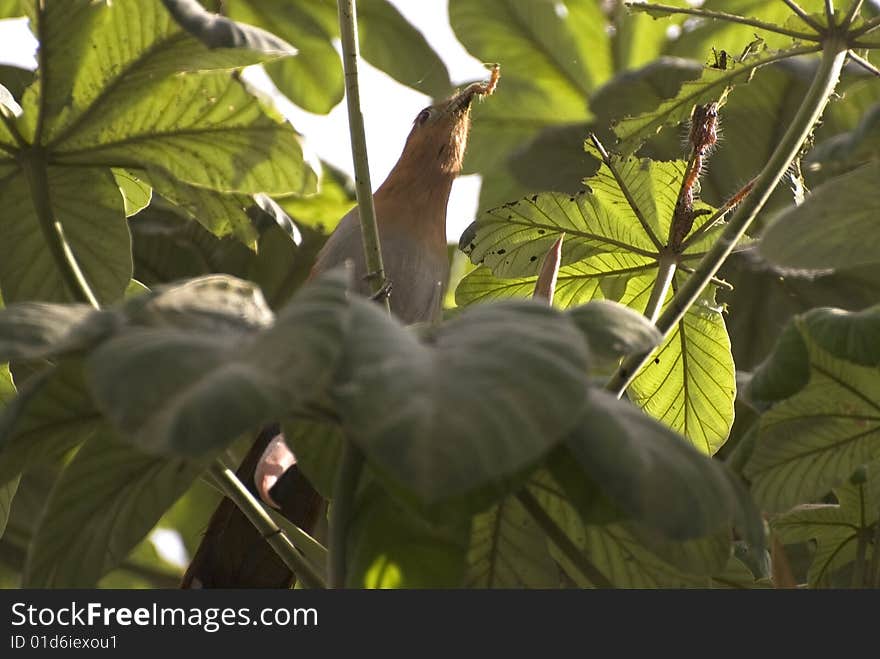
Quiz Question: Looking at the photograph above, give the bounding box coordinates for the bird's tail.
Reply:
[181,425,323,588]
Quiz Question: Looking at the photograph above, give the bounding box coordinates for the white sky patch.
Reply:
[149,528,189,569]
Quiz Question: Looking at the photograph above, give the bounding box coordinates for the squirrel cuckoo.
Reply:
[182,70,498,588]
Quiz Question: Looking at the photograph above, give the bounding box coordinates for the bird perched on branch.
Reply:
[182,68,499,588]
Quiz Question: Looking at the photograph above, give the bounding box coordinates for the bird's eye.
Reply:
[416,108,432,125]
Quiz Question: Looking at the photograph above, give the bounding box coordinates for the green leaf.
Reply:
[86,271,350,457]
[112,169,152,217]
[465,476,560,588]
[0,359,99,488]
[566,299,662,364]
[358,0,451,99]
[566,390,758,542]
[335,298,590,503]
[806,103,880,175]
[347,484,469,588]
[760,161,880,270]
[720,254,880,373]
[628,285,736,455]
[282,419,342,499]
[613,45,793,155]
[226,0,343,115]
[161,0,297,55]
[664,1,826,58]
[457,154,735,452]
[0,475,18,539]
[24,437,200,587]
[746,306,880,511]
[0,301,113,362]
[532,474,762,588]
[0,0,22,18]
[142,169,259,246]
[772,467,880,587]
[53,69,316,196]
[0,167,132,304]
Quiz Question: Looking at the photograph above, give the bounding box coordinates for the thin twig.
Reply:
[328,441,363,588]
[677,263,734,290]
[779,0,828,33]
[643,250,677,324]
[680,177,756,251]
[333,0,377,591]
[841,0,866,29]
[516,489,614,588]
[824,0,836,26]
[589,134,664,250]
[0,111,26,149]
[606,42,849,397]
[337,0,389,310]
[209,462,327,589]
[20,148,100,307]
[626,2,822,40]
[847,50,880,77]
[850,14,880,38]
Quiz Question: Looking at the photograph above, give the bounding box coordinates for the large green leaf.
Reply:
[0,167,132,304]
[566,390,758,542]
[613,45,802,155]
[24,437,200,587]
[357,0,452,99]
[53,69,316,196]
[658,0,826,59]
[465,476,560,588]
[629,285,736,455]
[458,151,736,451]
[86,271,349,457]
[0,360,100,488]
[334,298,590,503]
[760,161,880,270]
[1,0,317,305]
[806,103,880,176]
[772,467,880,587]
[346,484,469,588]
[229,0,450,111]
[532,472,762,588]
[720,254,880,373]
[746,306,880,511]
[225,0,343,114]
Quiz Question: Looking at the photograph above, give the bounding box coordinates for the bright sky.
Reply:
[0,1,486,241]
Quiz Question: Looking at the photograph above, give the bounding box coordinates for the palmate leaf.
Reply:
[347,484,470,588]
[334,298,590,503]
[23,437,200,587]
[613,44,806,155]
[465,472,560,588]
[746,306,880,511]
[0,0,316,304]
[760,161,880,270]
[457,151,736,453]
[532,471,763,588]
[0,167,132,305]
[86,271,349,457]
[228,0,451,114]
[772,468,880,587]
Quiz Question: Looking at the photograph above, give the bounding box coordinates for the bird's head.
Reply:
[399,66,500,177]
